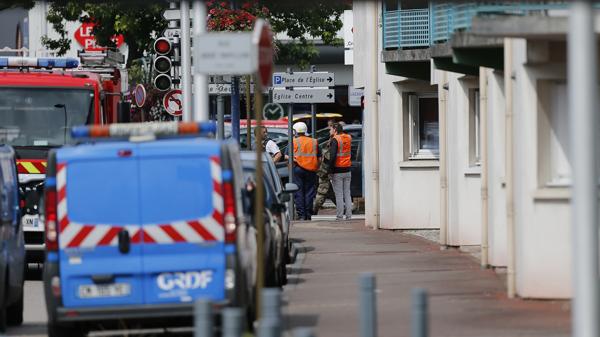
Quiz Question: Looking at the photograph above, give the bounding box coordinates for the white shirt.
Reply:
[265,139,281,157]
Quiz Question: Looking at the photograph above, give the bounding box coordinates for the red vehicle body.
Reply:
[0,56,127,264]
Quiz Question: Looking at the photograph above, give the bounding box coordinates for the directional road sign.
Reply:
[272,72,335,88]
[272,88,335,104]
[263,103,284,120]
[163,9,188,21]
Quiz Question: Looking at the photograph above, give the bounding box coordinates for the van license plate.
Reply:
[78,283,131,298]
[21,215,39,229]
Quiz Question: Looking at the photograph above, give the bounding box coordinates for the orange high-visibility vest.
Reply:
[293,136,319,172]
[334,133,352,168]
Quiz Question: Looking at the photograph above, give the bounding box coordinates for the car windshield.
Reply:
[0,88,94,146]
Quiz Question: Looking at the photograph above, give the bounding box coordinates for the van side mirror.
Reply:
[117,101,131,123]
[284,183,299,194]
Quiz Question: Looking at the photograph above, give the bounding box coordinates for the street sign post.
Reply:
[272,72,334,88]
[163,89,183,117]
[263,103,284,120]
[133,84,146,108]
[272,88,335,104]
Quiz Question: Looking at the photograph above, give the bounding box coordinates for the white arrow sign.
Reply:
[272,72,335,88]
[272,88,335,104]
[163,9,184,21]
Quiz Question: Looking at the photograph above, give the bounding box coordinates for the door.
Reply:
[57,142,144,307]
[137,139,226,305]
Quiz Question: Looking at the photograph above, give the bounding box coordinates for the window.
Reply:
[469,89,481,166]
[538,80,571,186]
[408,93,439,159]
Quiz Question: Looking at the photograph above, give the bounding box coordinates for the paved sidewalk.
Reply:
[282,220,571,337]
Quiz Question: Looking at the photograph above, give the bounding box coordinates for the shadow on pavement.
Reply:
[7,322,47,336]
[283,314,319,331]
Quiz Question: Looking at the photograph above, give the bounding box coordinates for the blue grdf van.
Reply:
[42,122,257,337]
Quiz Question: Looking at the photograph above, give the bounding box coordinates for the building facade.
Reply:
[353,0,579,299]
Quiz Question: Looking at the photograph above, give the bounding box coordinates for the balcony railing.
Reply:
[383,1,568,50]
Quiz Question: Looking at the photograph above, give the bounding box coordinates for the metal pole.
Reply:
[246,75,252,149]
[180,0,193,122]
[193,0,209,121]
[287,103,295,217]
[222,307,244,337]
[358,273,377,337]
[258,289,282,337]
[569,2,599,337]
[411,288,428,337]
[254,78,265,320]
[194,299,213,337]
[232,77,241,141]
[217,94,225,139]
[310,65,317,137]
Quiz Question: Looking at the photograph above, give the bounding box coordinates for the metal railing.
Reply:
[383,1,569,49]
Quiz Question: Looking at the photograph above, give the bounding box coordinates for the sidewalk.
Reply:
[282,219,571,337]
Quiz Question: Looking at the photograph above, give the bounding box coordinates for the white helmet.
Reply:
[293,121,308,134]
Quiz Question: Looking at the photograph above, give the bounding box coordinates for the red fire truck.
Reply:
[0,51,129,265]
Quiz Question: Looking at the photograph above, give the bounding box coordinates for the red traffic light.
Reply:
[154,38,172,55]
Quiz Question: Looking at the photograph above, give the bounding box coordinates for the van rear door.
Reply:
[137,138,226,305]
[57,143,143,307]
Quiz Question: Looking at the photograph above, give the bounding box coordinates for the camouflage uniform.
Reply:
[313,139,332,214]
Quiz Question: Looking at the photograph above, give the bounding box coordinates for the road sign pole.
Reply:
[254,78,265,321]
[192,0,209,121]
[217,95,225,140]
[180,0,192,122]
[288,101,295,219]
[310,65,317,137]
[246,75,252,149]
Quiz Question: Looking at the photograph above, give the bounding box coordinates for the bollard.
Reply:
[358,273,377,337]
[293,327,316,337]
[259,288,282,337]
[194,299,213,337]
[411,288,428,337]
[261,288,282,321]
[222,307,244,337]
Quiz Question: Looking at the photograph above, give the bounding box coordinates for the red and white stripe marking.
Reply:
[57,156,224,249]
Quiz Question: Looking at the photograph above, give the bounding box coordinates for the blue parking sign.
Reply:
[273,75,283,85]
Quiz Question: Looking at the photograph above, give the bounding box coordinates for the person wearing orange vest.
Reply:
[292,121,320,220]
[329,123,353,220]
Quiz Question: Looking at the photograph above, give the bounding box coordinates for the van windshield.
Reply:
[0,88,93,146]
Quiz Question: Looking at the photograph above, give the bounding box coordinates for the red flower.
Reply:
[242,2,252,9]
[220,1,228,8]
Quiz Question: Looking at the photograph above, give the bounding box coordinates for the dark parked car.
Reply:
[0,145,25,332]
[240,152,297,287]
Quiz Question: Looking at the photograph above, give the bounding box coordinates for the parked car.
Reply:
[42,122,256,336]
[0,145,25,332]
[278,124,363,198]
[240,152,297,287]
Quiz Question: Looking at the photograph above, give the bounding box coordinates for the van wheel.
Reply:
[6,288,23,326]
[47,323,85,337]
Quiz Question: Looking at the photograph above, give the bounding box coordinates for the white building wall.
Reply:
[352,0,381,228]
[443,72,482,246]
[511,39,571,299]
[28,1,128,59]
[486,69,508,267]
[380,79,440,229]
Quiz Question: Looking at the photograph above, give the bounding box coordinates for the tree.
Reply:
[41,1,168,66]
[207,0,347,69]
[39,0,346,70]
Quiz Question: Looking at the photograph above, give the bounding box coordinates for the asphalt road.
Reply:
[6,271,194,337]
[7,280,47,337]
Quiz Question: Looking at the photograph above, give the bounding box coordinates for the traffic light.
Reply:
[153,37,174,91]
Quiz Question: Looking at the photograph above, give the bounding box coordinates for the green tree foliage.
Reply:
[39,0,346,70]
[0,0,35,11]
[41,1,168,65]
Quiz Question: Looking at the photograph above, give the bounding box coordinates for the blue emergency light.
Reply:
[71,121,217,139]
[0,57,79,69]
